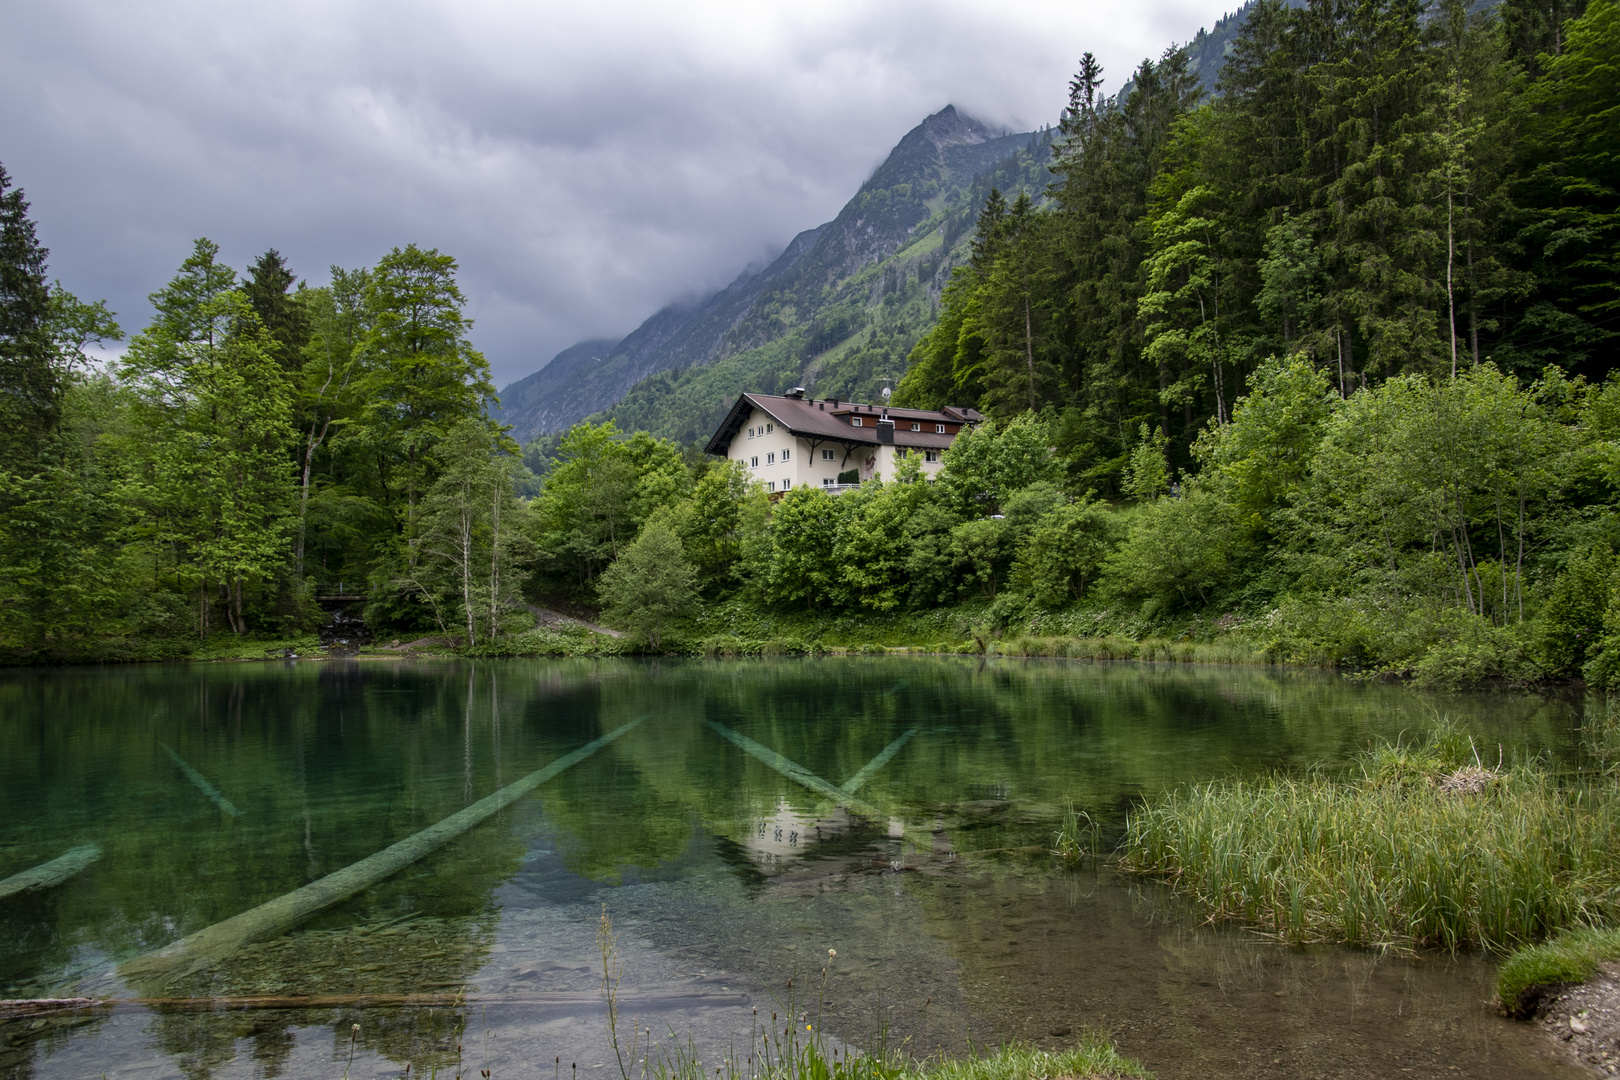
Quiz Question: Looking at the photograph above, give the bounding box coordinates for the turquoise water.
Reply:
[0,657,1592,1078]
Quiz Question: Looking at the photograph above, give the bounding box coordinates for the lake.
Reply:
[0,657,1593,1079]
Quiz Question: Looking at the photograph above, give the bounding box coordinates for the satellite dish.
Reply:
[881,386,892,401]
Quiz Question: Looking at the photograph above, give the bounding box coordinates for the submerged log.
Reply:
[118,716,647,986]
[159,742,243,816]
[0,998,101,1020]
[707,722,885,819]
[840,728,916,795]
[0,845,101,901]
[75,990,747,1014]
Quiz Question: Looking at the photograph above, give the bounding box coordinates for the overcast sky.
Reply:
[3,0,1231,388]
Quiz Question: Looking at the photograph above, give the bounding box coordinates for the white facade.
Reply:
[727,407,946,494]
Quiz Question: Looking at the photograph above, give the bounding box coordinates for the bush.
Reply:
[1538,543,1618,676]
[1099,483,1243,613]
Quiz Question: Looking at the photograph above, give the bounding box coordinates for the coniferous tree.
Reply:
[0,165,60,470]
[1513,0,1620,376]
[1501,0,1590,74]
[243,248,312,371]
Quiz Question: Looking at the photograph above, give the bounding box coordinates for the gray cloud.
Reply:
[2,0,1224,385]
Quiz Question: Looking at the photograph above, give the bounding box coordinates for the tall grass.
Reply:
[1120,730,1620,952]
[991,635,1266,665]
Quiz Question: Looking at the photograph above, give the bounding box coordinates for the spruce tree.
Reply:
[243,248,312,371]
[0,164,60,469]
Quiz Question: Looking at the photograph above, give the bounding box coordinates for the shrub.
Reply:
[1538,543,1618,676]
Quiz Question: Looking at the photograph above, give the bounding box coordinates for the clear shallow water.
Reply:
[0,657,1594,1079]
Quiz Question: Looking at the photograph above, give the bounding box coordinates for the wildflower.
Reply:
[827,948,836,957]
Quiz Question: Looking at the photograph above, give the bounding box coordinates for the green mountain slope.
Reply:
[596,114,1055,445]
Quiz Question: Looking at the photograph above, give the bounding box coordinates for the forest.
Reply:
[0,0,1615,687]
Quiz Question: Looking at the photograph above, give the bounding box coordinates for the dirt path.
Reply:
[522,604,622,638]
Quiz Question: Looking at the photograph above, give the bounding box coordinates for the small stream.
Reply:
[0,657,1593,1079]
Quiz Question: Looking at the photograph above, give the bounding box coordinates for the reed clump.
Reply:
[1121,728,1620,952]
[1053,806,1103,866]
[988,634,1265,665]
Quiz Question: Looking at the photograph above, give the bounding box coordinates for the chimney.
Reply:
[787,387,806,398]
[876,418,895,444]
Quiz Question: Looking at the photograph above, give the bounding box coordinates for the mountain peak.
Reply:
[920,105,1003,150]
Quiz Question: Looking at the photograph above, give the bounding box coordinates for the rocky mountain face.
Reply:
[494,106,1043,445]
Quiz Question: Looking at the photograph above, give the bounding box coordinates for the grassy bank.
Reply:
[1496,927,1620,1017]
[1119,727,1620,954]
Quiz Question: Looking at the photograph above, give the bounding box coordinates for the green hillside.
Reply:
[598,125,1056,446]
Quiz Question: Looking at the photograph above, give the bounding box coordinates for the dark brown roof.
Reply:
[704,392,983,455]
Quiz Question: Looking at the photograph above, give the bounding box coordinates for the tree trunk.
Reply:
[461,494,475,648]
[488,475,501,643]
[1447,187,1458,379]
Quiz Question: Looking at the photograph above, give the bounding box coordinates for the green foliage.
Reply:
[1516,0,1620,357]
[1010,497,1122,606]
[935,413,1059,516]
[597,517,699,649]
[1539,543,1619,674]
[1195,355,1338,535]
[0,164,58,472]
[530,421,689,593]
[398,418,531,646]
[116,244,298,636]
[766,485,850,609]
[1121,424,1170,502]
[1101,483,1240,612]
[357,244,497,520]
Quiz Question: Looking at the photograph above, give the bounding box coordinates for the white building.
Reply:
[704,389,983,494]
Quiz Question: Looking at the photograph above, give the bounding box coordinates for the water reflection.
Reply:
[0,657,1591,1078]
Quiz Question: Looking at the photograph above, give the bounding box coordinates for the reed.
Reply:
[1121,730,1620,952]
[1053,806,1103,866]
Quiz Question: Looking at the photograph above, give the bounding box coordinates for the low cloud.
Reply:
[3,0,1224,386]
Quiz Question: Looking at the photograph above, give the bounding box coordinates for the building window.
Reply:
[746,427,753,438]
[935,423,946,433]
[852,416,863,427]
[767,480,775,492]
[910,422,920,431]
[782,478,792,489]
[751,456,759,467]
[781,448,790,462]
[822,477,834,486]
[767,452,776,464]
[925,450,940,463]
[821,449,835,461]
[767,423,774,433]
